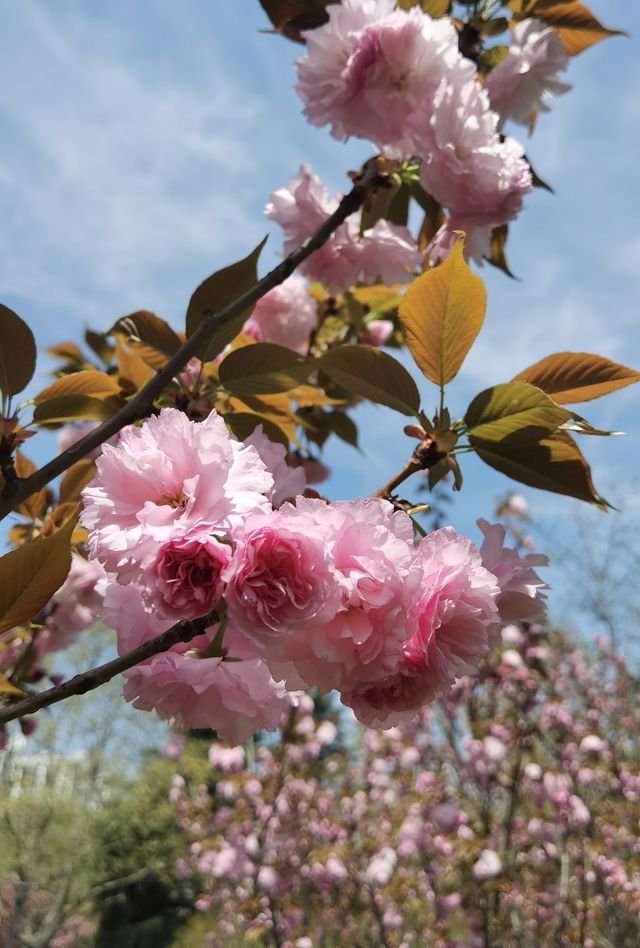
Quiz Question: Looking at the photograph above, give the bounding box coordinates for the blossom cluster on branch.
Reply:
[73,407,545,744]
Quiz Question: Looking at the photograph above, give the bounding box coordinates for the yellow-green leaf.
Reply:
[520,2,626,55]
[398,236,486,388]
[466,381,572,442]
[33,395,122,426]
[185,238,267,362]
[0,674,24,697]
[109,310,182,357]
[473,430,609,508]
[318,345,421,416]
[34,370,120,403]
[0,514,77,633]
[218,343,311,397]
[513,352,640,404]
[0,304,36,397]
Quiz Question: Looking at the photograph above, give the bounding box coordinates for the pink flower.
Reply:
[296,0,472,155]
[266,165,421,293]
[82,408,272,577]
[243,427,306,508]
[363,318,394,348]
[57,421,103,458]
[343,528,499,727]
[44,554,106,651]
[149,533,231,620]
[484,19,571,127]
[243,275,318,355]
[122,629,293,745]
[224,500,342,641]
[473,848,502,880]
[417,78,533,263]
[365,846,397,886]
[477,519,548,623]
[208,744,246,772]
[273,498,420,694]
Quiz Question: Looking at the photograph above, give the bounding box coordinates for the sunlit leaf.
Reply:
[0,513,77,633]
[465,381,571,441]
[0,674,24,697]
[398,235,486,387]
[185,238,267,362]
[0,304,36,397]
[230,393,299,443]
[218,343,311,396]
[513,352,640,404]
[115,340,156,393]
[473,430,609,508]
[516,1,626,55]
[34,370,120,403]
[109,310,182,357]
[47,342,84,363]
[318,345,421,416]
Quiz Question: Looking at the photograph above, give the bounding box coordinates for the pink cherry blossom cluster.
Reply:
[266,3,571,278]
[79,407,547,745]
[266,164,422,294]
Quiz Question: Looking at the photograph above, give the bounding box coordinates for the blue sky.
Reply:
[1,0,638,625]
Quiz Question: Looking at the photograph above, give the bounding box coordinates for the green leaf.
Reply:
[477,43,509,74]
[185,239,267,362]
[225,411,290,448]
[325,410,359,448]
[0,514,77,634]
[513,352,640,404]
[398,235,486,388]
[109,310,182,357]
[0,304,37,397]
[473,430,610,509]
[318,345,421,416]
[84,329,114,365]
[466,382,572,442]
[33,395,122,426]
[218,343,311,397]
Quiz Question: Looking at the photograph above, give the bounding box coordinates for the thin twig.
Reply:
[0,165,382,523]
[0,618,208,726]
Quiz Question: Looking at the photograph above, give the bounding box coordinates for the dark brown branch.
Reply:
[0,164,382,523]
[0,619,207,726]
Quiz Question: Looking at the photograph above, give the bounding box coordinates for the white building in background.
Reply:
[0,734,110,803]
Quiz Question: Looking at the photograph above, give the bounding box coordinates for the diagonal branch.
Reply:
[0,163,383,523]
[0,618,208,726]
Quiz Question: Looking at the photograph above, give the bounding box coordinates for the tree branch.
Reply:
[0,619,208,726]
[0,163,383,523]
